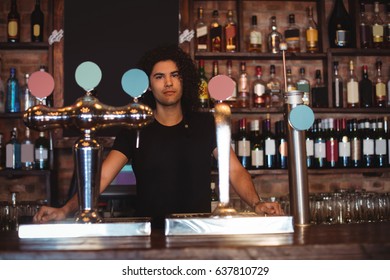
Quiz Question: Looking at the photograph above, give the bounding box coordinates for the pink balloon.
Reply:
[28,71,55,99]
[208,75,235,101]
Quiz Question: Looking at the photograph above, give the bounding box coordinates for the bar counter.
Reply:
[0,221,389,260]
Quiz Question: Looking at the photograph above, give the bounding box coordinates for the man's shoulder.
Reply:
[187,111,214,123]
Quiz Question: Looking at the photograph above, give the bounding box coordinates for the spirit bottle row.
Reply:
[0,127,50,171]
[195,6,319,53]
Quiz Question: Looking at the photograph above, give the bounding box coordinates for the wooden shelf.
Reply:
[0,42,50,50]
[195,51,327,61]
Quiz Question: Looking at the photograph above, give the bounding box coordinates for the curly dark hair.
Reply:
[136,45,200,113]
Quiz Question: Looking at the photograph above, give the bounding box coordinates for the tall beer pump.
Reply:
[24,62,154,223]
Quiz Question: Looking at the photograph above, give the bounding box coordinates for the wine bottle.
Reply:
[237,62,250,108]
[252,66,269,108]
[285,14,300,53]
[248,15,262,53]
[359,65,373,108]
[31,0,44,42]
[210,10,222,52]
[194,7,208,52]
[224,10,238,52]
[266,65,282,108]
[275,120,288,169]
[362,119,375,168]
[34,131,50,170]
[314,119,326,168]
[197,59,210,110]
[346,60,360,108]
[296,67,311,106]
[328,0,355,48]
[311,70,328,108]
[338,118,351,168]
[267,16,283,53]
[237,118,251,169]
[374,60,386,107]
[5,67,20,113]
[375,118,388,167]
[250,119,264,170]
[6,127,21,170]
[7,0,20,43]
[212,60,219,77]
[350,118,362,168]
[332,61,344,108]
[21,127,35,170]
[359,2,372,49]
[262,117,276,169]
[306,124,315,169]
[305,6,319,53]
[325,118,339,168]
[372,1,384,49]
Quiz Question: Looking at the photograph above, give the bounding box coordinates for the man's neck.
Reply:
[154,105,183,126]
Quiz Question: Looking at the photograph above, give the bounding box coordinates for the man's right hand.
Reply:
[33,206,68,223]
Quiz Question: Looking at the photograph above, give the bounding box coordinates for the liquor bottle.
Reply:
[314,119,326,168]
[286,67,297,92]
[371,1,384,49]
[296,67,311,106]
[224,10,238,52]
[21,73,36,111]
[34,131,50,170]
[325,118,339,168]
[332,61,344,108]
[375,118,388,167]
[359,65,373,108]
[212,60,219,77]
[306,124,315,169]
[267,16,283,54]
[338,118,351,168]
[194,7,208,52]
[31,0,44,42]
[362,119,375,167]
[346,60,360,108]
[237,118,251,169]
[7,0,20,43]
[210,10,223,52]
[210,181,219,212]
[225,60,237,107]
[0,70,5,113]
[252,66,269,108]
[5,67,20,113]
[359,2,372,49]
[5,127,21,169]
[248,15,262,53]
[384,117,390,166]
[305,6,319,53]
[311,70,328,108]
[275,120,288,169]
[349,118,362,168]
[262,116,276,169]
[385,3,390,49]
[284,14,300,53]
[237,62,250,108]
[21,127,35,170]
[197,60,209,110]
[328,0,355,48]
[266,65,282,108]
[250,119,264,170]
[374,60,386,107]
[0,133,4,170]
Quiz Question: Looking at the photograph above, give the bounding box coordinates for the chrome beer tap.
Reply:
[24,62,153,223]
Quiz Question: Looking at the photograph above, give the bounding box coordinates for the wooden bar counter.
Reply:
[0,222,389,260]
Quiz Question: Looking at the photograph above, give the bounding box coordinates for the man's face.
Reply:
[149,60,183,108]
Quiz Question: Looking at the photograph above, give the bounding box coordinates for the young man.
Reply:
[33,45,283,228]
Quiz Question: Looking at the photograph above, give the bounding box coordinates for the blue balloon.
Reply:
[121,69,149,98]
[75,61,102,91]
[289,105,315,131]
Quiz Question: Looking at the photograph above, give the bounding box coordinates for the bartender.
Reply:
[33,45,283,228]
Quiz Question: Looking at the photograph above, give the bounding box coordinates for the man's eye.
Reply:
[172,73,180,78]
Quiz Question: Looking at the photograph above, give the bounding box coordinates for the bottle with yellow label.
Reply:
[7,0,20,43]
[198,59,210,111]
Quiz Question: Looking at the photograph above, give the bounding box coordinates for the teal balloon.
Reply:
[121,69,149,98]
[75,61,102,91]
[289,105,315,131]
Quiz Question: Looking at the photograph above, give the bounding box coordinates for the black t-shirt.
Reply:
[111,112,217,227]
